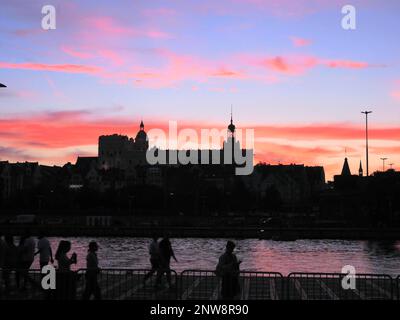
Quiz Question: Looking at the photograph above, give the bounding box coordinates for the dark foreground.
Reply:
[1,269,399,300]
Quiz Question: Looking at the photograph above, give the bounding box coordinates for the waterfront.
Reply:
[30,237,400,276]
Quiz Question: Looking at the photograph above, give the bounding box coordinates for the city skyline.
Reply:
[1,0,400,180]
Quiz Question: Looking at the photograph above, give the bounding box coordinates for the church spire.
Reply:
[341,157,351,176]
[359,160,363,177]
[140,119,144,131]
[228,106,235,134]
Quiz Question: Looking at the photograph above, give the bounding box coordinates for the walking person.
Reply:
[0,234,5,292]
[216,241,241,300]
[82,241,101,300]
[155,236,177,289]
[143,235,160,283]
[55,240,77,300]
[35,232,54,269]
[2,236,18,293]
[16,232,36,290]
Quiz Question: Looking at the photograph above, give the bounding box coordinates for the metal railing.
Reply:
[77,268,179,300]
[0,268,398,300]
[0,269,45,300]
[287,272,393,300]
[180,270,284,300]
[0,268,178,300]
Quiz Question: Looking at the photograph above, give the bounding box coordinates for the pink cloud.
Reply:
[291,37,312,47]
[83,16,172,39]
[98,49,125,66]
[1,50,377,88]
[249,54,373,76]
[0,61,102,74]
[392,91,400,101]
[260,55,318,75]
[211,68,246,78]
[391,81,400,101]
[61,46,94,59]
[141,8,177,18]
[323,59,369,69]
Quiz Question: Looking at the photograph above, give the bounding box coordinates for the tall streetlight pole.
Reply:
[389,163,394,170]
[380,157,388,172]
[361,111,372,176]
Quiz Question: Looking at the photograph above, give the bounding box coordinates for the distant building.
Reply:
[98,120,149,171]
[242,163,326,206]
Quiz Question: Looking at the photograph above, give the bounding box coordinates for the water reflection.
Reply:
[29,238,400,276]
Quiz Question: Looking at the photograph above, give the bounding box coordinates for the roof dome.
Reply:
[135,120,148,141]
[136,130,147,141]
[228,114,235,133]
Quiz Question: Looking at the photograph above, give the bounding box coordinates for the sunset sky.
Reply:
[1,0,400,180]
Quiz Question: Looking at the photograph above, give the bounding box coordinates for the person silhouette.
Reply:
[155,236,177,289]
[2,236,18,292]
[16,231,36,290]
[55,240,77,299]
[35,231,54,269]
[0,234,5,289]
[0,233,5,269]
[143,235,160,283]
[216,241,241,300]
[82,241,101,300]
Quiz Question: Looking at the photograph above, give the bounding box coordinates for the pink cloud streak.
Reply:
[0,62,102,74]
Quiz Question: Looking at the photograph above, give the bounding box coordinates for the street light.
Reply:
[389,163,394,170]
[0,83,6,88]
[361,111,372,176]
[380,157,388,172]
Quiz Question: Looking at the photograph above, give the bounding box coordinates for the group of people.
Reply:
[0,231,53,291]
[143,236,241,299]
[0,231,101,300]
[1,232,242,300]
[144,235,178,289]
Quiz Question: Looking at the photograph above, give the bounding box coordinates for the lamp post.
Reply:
[389,163,394,170]
[0,83,6,88]
[361,111,372,176]
[380,157,388,172]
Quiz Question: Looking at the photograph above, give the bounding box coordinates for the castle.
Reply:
[98,120,149,171]
[98,116,251,174]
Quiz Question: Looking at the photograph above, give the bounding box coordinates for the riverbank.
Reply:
[0,225,399,240]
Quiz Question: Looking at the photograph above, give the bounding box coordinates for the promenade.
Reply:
[0,269,398,300]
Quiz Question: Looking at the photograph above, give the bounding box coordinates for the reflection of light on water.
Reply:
[28,238,400,276]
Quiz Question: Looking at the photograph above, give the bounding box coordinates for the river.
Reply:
[30,237,400,276]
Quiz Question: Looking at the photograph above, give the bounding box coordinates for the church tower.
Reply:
[359,160,363,177]
[134,120,149,151]
[223,108,240,165]
[227,111,236,140]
